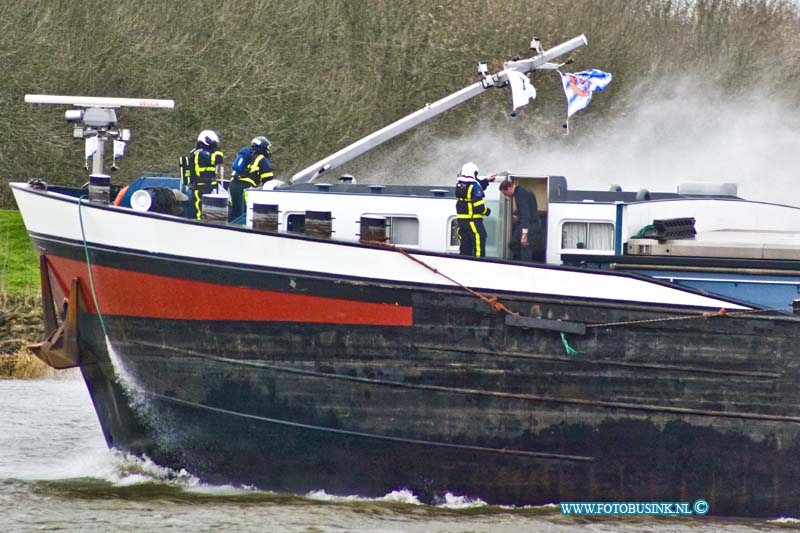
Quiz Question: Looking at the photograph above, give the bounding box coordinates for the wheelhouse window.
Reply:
[387,216,419,245]
[449,217,460,247]
[561,221,614,250]
[287,213,305,234]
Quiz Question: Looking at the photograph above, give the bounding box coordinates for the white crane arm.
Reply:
[291,34,587,183]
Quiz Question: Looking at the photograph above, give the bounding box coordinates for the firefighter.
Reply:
[227,136,275,223]
[247,136,275,186]
[455,162,495,257]
[179,130,223,220]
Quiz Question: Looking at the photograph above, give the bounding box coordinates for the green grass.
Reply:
[0,209,39,298]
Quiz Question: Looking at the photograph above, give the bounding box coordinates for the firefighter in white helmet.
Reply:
[455,162,495,257]
[179,130,223,220]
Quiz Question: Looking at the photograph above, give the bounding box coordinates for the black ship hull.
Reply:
[34,235,800,517]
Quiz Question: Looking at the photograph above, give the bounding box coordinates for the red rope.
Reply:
[364,240,518,316]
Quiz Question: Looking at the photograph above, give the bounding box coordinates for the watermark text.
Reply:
[560,499,709,516]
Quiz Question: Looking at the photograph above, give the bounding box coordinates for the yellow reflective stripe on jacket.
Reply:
[247,154,263,175]
[248,154,274,182]
[455,182,488,219]
[456,200,485,218]
[193,151,215,175]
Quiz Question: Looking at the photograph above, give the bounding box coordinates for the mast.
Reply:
[291,34,587,184]
[24,94,175,177]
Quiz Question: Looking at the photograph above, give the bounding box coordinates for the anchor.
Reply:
[28,254,97,369]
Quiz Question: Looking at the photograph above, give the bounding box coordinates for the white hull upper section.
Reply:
[11,183,749,310]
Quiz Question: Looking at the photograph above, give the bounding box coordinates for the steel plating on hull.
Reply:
[15,209,800,517]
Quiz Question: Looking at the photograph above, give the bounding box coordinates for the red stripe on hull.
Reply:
[45,256,413,326]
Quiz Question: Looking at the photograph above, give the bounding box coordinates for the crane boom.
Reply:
[291,34,587,183]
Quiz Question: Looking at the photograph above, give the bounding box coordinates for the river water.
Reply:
[1,376,798,533]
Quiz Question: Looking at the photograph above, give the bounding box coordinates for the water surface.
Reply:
[1,377,796,532]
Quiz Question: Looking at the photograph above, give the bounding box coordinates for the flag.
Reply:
[558,68,612,120]
[84,136,98,169]
[113,140,126,159]
[84,136,97,160]
[507,70,537,115]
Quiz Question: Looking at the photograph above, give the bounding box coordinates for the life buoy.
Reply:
[113,185,129,206]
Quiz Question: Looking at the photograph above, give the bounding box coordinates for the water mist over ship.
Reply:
[350,71,800,206]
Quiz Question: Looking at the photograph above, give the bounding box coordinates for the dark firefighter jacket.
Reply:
[455,176,491,219]
[180,147,223,188]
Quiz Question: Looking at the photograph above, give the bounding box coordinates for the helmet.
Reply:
[197,130,220,150]
[459,162,479,179]
[251,136,272,154]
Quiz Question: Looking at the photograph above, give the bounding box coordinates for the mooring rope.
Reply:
[361,240,797,360]
[364,240,518,316]
[77,196,109,339]
[563,306,790,358]
[586,306,789,329]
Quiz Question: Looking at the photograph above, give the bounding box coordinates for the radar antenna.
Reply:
[24,95,174,177]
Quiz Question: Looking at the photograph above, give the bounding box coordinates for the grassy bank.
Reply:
[0,208,48,378]
[1,209,39,297]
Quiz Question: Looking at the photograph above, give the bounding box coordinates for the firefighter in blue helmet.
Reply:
[247,136,275,185]
[228,136,272,222]
[226,135,275,223]
[179,130,223,220]
[455,162,495,257]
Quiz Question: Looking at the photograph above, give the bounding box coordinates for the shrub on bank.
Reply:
[0,294,49,379]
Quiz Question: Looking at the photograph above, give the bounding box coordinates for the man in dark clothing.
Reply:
[500,180,543,262]
[455,162,495,257]
[228,136,274,222]
[180,129,223,220]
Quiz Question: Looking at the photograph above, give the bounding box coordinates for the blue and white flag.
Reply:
[113,140,126,159]
[507,70,537,115]
[84,136,98,169]
[84,136,97,160]
[558,68,612,121]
